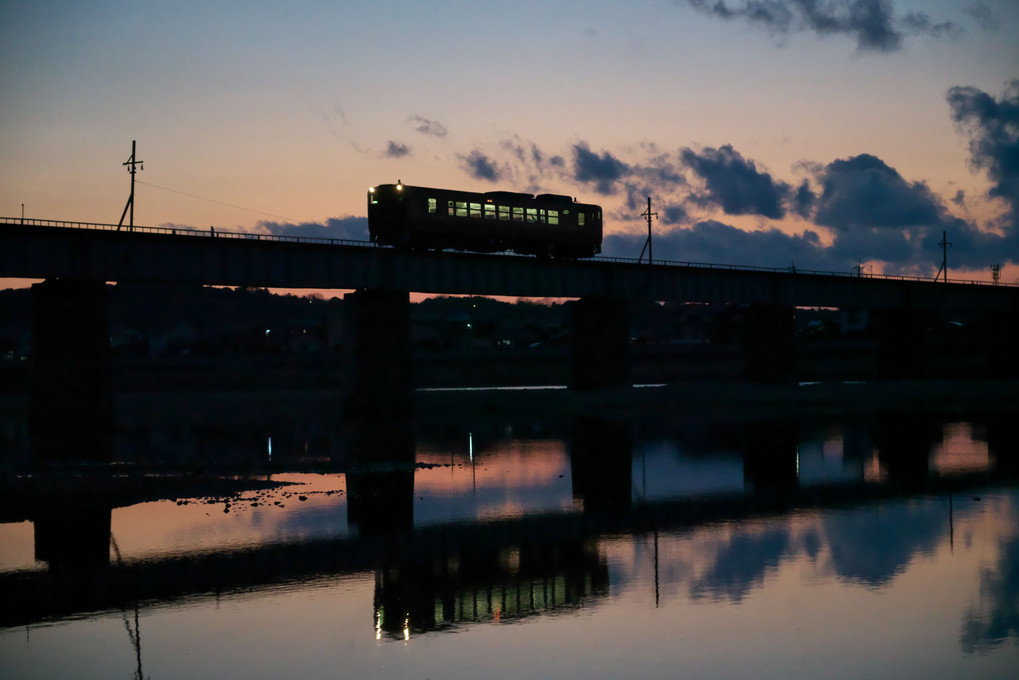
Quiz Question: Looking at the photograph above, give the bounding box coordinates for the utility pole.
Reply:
[638,196,658,265]
[117,140,143,231]
[935,230,952,282]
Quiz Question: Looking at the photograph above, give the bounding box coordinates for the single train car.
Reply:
[367,182,602,258]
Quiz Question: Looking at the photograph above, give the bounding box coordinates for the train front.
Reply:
[367,182,407,246]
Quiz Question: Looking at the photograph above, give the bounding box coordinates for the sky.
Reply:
[1,0,1017,290]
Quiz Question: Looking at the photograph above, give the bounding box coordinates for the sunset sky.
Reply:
[2,0,1017,287]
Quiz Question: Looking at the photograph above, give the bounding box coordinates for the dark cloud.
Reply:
[946,80,1019,227]
[409,115,448,138]
[680,0,962,53]
[813,153,943,230]
[602,220,839,270]
[461,149,502,181]
[573,142,630,195]
[793,178,816,217]
[899,11,963,40]
[259,216,369,241]
[663,204,688,225]
[681,144,790,219]
[498,136,570,190]
[963,2,997,31]
[384,141,410,158]
[808,152,1011,271]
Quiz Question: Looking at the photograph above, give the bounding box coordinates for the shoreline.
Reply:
[3,379,1019,427]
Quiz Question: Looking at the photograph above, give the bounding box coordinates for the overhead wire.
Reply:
[135,179,299,223]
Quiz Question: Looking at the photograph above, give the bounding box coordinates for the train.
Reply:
[367,182,602,258]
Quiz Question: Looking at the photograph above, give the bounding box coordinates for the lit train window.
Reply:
[548,210,559,225]
[428,198,437,214]
[448,200,455,216]
[469,202,482,218]
[539,209,546,223]
[498,206,510,220]
[512,207,524,221]
[456,201,468,217]
[484,204,496,219]
[578,213,585,227]
[526,208,538,222]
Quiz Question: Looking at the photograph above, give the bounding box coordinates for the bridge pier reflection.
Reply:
[345,419,416,536]
[570,417,633,512]
[874,413,941,485]
[985,413,1019,474]
[34,502,112,570]
[29,278,113,461]
[569,297,630,390]
[741,420,800,490]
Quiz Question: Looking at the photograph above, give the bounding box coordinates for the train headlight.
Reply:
[369,186,375,193]
[396,180,403,191]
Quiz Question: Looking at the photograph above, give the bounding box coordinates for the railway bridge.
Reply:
[2,218,1018,452]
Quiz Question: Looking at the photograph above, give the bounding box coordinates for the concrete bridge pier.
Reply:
[739,303,796,383]
[345,416,416,537]
[29,279,113,461]
[875,308,931,380]
[569,297,630,390]
[343,289,413,420]
[984,310,1019,379]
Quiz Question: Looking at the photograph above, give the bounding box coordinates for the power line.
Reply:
[135,179,299,223]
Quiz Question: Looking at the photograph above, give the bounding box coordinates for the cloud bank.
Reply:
[423,79,1019,274]
[678,0,963,53]
[259,216,368,241]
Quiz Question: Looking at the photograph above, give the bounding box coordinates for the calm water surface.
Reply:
[1,395,1017,679]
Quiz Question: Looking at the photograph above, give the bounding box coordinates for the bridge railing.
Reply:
[3,216,1016,288]
[0,216,369,248]
[591,256,1019,288]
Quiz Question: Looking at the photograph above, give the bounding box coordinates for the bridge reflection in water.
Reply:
[0,398,1017,677]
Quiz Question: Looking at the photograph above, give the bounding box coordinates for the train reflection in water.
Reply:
[374,539,608,639]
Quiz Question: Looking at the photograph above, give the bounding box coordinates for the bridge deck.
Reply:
[3,218,1017,310]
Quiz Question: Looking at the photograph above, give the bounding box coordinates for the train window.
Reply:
[526,208,538,223]
[548,210,559,225]
[469,202,482,218]
[539,209,546,223]
[498,206,510,220]
[578,213,585,227]
[428,198,437,214]
[448,200,455,216]
[484,204,496,219]
[456,201,468,217]
[512,207,524,221]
